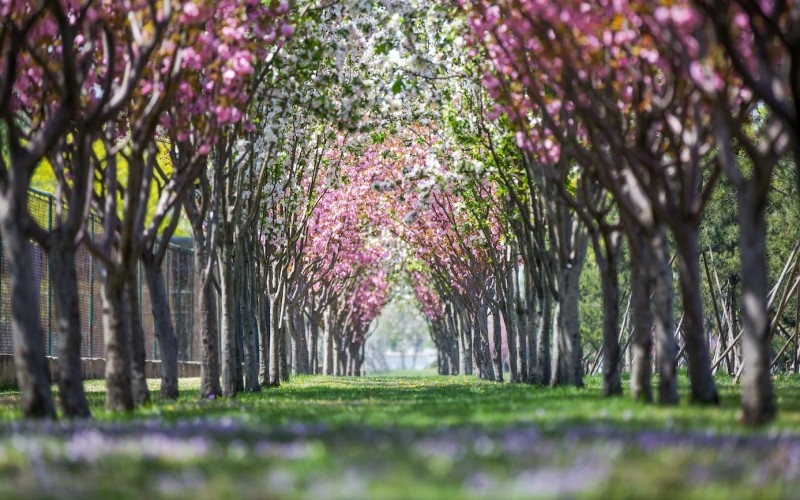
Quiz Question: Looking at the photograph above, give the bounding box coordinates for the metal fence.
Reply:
[0,189,201,361]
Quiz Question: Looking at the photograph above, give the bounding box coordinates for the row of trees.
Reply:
[2,0,798,429]
[0,0,409,419]
[396,0,798,426]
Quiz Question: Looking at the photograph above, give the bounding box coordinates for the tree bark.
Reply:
[219,252,238,397]
[126,268,150,406]
[491,307,504,382]
[552,266,584,387]
[597,236,622,397]
[239,249,260,392]
[629,248,654,402]
[0,203,57,418]
[536,290,552,385]
[674,225,719,404]
[101,272,134,412]
[143,261,179,400]
[199,279,222,399]
[48,240,91,417]
[258,292,270,385]
[269,292,283,385]
[739,182,776,425]
[650,227,679,405]
[323,309,334,376]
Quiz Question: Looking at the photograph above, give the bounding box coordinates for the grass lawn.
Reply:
[1,372,800,498]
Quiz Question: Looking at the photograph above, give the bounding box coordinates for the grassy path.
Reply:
[1,373,800,498]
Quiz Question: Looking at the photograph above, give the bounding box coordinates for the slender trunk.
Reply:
[280,323,290,382]
[310,312,320,374]
[491,307,504,382]
[219,253,237,397]
[199,280,222,398]
[514,279,528,383]
[239,252,259,392]
[536,290,552,385]
[258,292,270,386]
[295,310,309,374]
[126,267,150,406]
[596,235,622,397]
[269,293,282,385]
[0,204,57,418]
[143,261,179,400]
[323,309,334,375]
[459,310,473,375]
[739,183,776,425]
[650,227,679,405]
[674,225,719,404]
[48,240,91,417]
[555,267,583,387]
[526,274,539,384]
[101,272,134,412]
[629,234,654,402]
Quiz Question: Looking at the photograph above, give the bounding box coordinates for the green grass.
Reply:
[1,373,800,498]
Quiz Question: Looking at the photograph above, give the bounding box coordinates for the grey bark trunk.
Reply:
[143,262,179,400]
[126,269,150,406]
[258,292,270,386]
[491,308,504,382]
[199,280,222,398]
[650,227,679,405]
[674,225,719,404]
[739,183,776,424]
[552,267,583,387]
[323,309,334,376]
[48,241,91,417]
[239,250,260,392]
[629,235,654,402]
[219,253,238,397]
[595,235,622,397]
[0,204,57,418]
[101,272,134,412]
[269,293,283,385]
[459,311,473,375]
[536,291,552,385]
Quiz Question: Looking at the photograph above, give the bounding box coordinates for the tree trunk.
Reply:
[101,272,134,412]
[459,310,473,375]
[323,309,334,376]
[143,261,179,400]
[126,268,150,406]
[536,290,552,385]
[280,323,290,382]
[595,233,622,397]
[48,240,90,417]
[674,225,719,404]
[0,202,56,418]
[525,274,539,384]
[219,252,238,397]
[239,253,260,392]
[294,309,309,374]
[269,293,283,385]
[739,183,776,425]
[309,312,320,374]
[553,266,583,387]
[513,269,528,383]
[629,235,653,402]
[650,227,679,405]
[491,307,504,382]
[199,279,222,399]
[258,292,270,386]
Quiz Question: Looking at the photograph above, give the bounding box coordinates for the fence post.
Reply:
[89,220,94,358]
[188,249,194,361]
[176,250,183,360]
[47,194,53,356]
